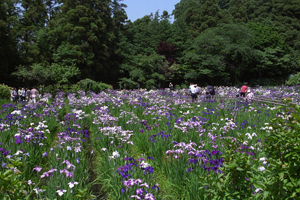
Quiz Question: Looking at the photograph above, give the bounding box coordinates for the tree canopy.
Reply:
[1,0,299,87]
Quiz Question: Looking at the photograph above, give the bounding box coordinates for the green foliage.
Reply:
[98,82,113,91]
[229,0,248,23]
[37,84,81,96]
[200,102,300,199]
[183,23,255,85]
[285,72,300,86]
[174,0,225,37]
[119,53,172,89]
[244,0,300,50]
[0,159,29,199]
[0,0,20,84]
[13,63,53,85]
[12,63,80,85]
[118,77,138,89]
[0,84,11,99]
[254,47,296,79]
[247,22,288,51]
[77,78,112,93]
[48,63,81,84]
[71,188,96,199]
[52,42,82,67]
[51,0,118,83]
[37,80,112,96]
[2,0,300,87]
[18,0,48,65]
[198,135,261,199]
[262,103,300,199]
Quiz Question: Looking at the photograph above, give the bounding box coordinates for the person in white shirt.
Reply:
[191,85,198,102]
[246,89,254,102]
[21,88,26,101]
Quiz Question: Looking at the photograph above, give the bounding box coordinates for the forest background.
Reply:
[1,0,300,89]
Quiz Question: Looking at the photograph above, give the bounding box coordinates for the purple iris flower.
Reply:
[42,152,48,158]
[147,156,153,160]
[186,168,194,173]
[152,185,160,190]
[143,166,154,174]
[121,188,126,194]
[3,151,10,156]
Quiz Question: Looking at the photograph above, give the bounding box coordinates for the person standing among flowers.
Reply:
[240,82,248,97]
[207,85,215,99]
[236,86,241,98]
[199,92,205,101]
[205,91,212,100]
[246,88,254,102]
[21,88,26,101]
[12,88,18,102]
[26,88,31,102]
[189,83,194,93]
[191,85,198,102]
[195,84,200,95]
[30,86,38,104]
[18,87,22,101]
[169,82,174,91]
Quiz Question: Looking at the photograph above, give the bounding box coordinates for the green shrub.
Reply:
[0,84,11,99]
[98,82,113,91]
[285,72,300,86]
[180,83,188,89]
[37,84,81,96]
[69,84,81,93]
[199,135,262,199]
[198,102,300,199]
[36,79,112,96]
[77,78,112,93]
[174,84,181,90]
[262,102,300,199]
[0,158,31,199]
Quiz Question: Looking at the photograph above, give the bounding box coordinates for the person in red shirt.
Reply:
[240,82,248,97]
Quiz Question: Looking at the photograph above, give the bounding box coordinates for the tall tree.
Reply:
[247,22,298,79]
[157,41,176,67]
[229,0,248,23]
[0,0,20,85]
[49,0,116,83]
[245,0,300,50]
[44,0,61,22]
[182,23,256,85]
[18,0,48,64]
[119,53,171,89]
[174,0,225,37]
[110,0,128,84]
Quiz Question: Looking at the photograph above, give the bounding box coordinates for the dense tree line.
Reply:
[0,0,300,88]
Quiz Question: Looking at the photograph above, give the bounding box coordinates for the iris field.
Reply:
[1,86,300,200]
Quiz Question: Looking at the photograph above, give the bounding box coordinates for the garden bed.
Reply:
[1,87,299,199]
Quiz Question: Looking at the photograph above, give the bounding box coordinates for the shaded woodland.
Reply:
[1,0,300,88]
